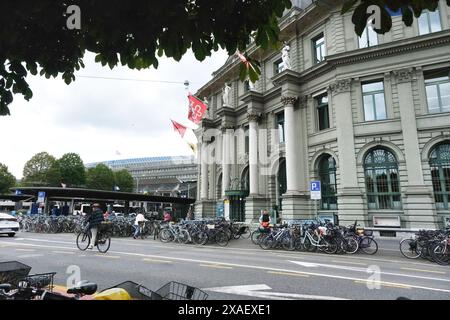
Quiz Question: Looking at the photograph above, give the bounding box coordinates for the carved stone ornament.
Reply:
[330,79,351,94]
[247,112,261,122]
[392,68,414,84]
[281,96,298,106]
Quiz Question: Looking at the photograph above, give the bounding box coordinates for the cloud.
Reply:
[0,50,228,178]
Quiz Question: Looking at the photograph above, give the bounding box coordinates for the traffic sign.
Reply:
[310,181,321,200]
[37,191,46,203]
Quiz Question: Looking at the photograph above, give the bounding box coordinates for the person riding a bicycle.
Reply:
[86,203,104,249]
[133,213,148,239]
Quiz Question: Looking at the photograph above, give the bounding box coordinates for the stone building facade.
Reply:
[194,0,450,228]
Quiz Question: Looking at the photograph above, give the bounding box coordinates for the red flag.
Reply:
[188,95,208,125]
[171,119,187,138]
[236,51,250,68]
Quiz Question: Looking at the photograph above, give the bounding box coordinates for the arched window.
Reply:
[364,148,401,210]
[318,155,338,210]
[430,143,450,210]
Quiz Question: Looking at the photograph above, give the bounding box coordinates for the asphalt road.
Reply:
[0,232,449,300]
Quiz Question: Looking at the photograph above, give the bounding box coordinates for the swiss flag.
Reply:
[171,119,187,138]
[188,94,208,125]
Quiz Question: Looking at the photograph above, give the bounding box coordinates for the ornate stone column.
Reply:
[244,112,269,222]
[282,96,300,193]
[393,68,437,228]
[331,79,366,226]
[248,112,260,196]
[221,126,233,198]
[280,95,312,220]
[200,141,209,200]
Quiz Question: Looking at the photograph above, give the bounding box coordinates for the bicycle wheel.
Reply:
[343,237,359,254]
[294,237,304,251]
[76,232,90,251]
[240,226,251,239]
[97,236,111,253]
[303,237,316,252]
[282,237,295,251]
[360,237,378,255]
[159,229,174,243]
[251,230,262,245]
[323,238,338,254]
[192,231,208,245]
[429,242,450,265]
[259,235,274,250]
[178,230,191,244]
[399,238,422,259]
[215,231,229,247]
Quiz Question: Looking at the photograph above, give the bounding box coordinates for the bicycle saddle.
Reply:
[67,281,98,295]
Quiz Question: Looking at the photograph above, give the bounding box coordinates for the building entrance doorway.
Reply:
[225,177,249,222]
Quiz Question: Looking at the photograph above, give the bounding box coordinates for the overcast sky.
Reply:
[0,50,229,179]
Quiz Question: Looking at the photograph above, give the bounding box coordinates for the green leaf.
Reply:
[402,6,414,26]
[239,64,247,82]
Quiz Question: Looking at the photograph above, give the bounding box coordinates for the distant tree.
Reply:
[86,164,115,191]
[58,153,86,187]
[114,170,134,193]
[0,163,16,194]
[22,152,56,186]
[46,160,63,187]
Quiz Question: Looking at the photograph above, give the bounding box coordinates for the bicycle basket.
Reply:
[156,281,208,300]
[99,221,113,233]
[106,281,162,300]
[23,272,56,291]
[0,261,32,287]
[364,230,373,236]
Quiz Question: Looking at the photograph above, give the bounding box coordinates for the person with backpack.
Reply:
[86,203,104,249]
[259,210,272,232]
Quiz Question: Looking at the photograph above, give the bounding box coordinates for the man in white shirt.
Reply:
[133,213,148,239]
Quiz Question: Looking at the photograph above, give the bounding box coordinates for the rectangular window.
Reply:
[425,73,450,114]
[418,9,442,35]
[315,94,330,131]
[362,81,387,121]
[244,126,249,153]
[359,25,378,48]
[277,112,285,143]
[274,59,284,75]
[312,34,325,64]
[244,80,250,92]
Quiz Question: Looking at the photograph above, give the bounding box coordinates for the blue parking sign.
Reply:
[311,181,321,192]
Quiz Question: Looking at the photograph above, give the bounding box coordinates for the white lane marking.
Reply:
[52,251,75,255]
[289,260,450,283]
[199,264,234,269]
[272,251,449,269]
[2,240,450,294]
[17,254,44,259]
[19,238,74,245]
[142,258,173,264]
[15,248,36,252]
[401,267,446,275]
[203,284,348,300]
